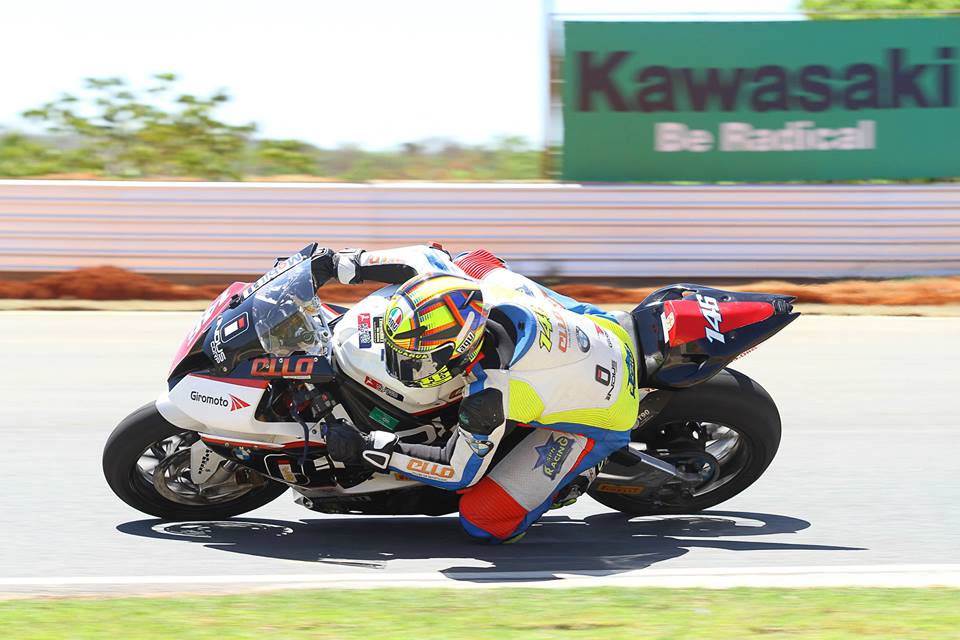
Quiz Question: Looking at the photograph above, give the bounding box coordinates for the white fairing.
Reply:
[163,374,305,440]
[332,285,467,411]
[160,369,426,495]
[155,390,204,430]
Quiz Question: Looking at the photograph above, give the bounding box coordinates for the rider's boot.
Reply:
[549,464,600,510]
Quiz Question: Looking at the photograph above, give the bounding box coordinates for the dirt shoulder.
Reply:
[2,267,959,316]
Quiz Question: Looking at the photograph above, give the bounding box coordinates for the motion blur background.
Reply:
[3,0,960,290]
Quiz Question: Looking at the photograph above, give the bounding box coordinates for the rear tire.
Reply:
[103,403,288,520]
[589,369,781,516]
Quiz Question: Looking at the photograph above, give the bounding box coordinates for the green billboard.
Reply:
[562,19,960,181]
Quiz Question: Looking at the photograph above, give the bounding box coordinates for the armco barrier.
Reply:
[2,180,959,279]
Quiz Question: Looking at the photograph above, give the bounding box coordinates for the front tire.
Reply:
[589,369,781,516]
[103,403,288,520]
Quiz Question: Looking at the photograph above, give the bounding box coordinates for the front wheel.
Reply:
[589,369,781,516]
[103,403,288,520]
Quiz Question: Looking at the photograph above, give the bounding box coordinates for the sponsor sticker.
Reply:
[460,428,494,457]
[358,313,373,349]
[241,252,305,299]
[662,309,676,332]
[366,254,401,265]
[386,306,404,334]
[210,316,226,364]
[364,375,404,402]
[277,463,298,483]
[624,349,638,398]
[384,387,404,402]
[363,376,403,402]
[534,308,554,350]
[364,375,384,392]
[454,329,478,355]
[228,394,250,411]
[250,357,315,379]
[369,406,400,430]
[595,359,618,400]
[595,364,611,386]
[594,321,613,348]
[533,434,575,480]
[576,326,591,352]
[406,459,456,479]
[221,312,249,342]
[373,316,384,343]
[595,483,645,495]
[189,390,249,412]
[553,310,569,352]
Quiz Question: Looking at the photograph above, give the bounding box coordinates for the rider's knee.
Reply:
[458,477,528,543]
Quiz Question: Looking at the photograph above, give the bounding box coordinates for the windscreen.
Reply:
[251,259,331,357]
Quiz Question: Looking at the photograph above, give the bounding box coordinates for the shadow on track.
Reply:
[117,510,864,582]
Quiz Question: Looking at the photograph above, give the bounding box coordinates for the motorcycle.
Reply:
[103,244,799,522]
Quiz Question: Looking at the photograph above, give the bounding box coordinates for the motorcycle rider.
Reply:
[314,244,640,543]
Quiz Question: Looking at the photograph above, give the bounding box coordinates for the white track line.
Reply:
[3,565,960,594]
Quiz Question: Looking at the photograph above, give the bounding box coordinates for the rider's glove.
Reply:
[309,247,337,285]
[361,430,399,471]
[334,248,366,285]
[323,420,397,473]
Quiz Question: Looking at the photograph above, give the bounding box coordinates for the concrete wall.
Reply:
[3,180,959,278]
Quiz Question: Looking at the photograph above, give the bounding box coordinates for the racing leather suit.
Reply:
[328,244,641,542]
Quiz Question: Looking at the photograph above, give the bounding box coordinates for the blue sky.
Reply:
[1,0,800,149]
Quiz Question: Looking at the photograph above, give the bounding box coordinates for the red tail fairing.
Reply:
[632,284,799,389]
[663,299,775,347]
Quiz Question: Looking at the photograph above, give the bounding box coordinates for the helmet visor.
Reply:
[385,343,455,387]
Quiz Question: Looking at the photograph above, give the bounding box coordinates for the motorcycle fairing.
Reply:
[169,282,248,378]
[165,373,285,435]
[632,284,798,389]
[661,299,774,347]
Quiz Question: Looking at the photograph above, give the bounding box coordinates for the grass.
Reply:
[1,587,959,639]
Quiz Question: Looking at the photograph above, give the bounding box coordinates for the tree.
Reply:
[0,133,61,176]
[247,139,321,176]
[23,74,259,179]
[801,0,960,19]
[5,74,546,180]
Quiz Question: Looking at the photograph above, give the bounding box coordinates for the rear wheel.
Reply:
[103,403,288,520]
[589,369,780,515]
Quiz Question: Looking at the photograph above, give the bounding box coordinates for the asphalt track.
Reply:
[2,311,959,596]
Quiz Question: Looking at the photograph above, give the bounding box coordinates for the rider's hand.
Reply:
[309,247,337,285]
[323,419,365,465]
[323,420,397,472]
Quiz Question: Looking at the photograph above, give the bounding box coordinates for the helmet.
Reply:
[383,273,488,388]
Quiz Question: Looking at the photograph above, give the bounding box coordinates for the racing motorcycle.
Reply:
[103,244,799,522]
